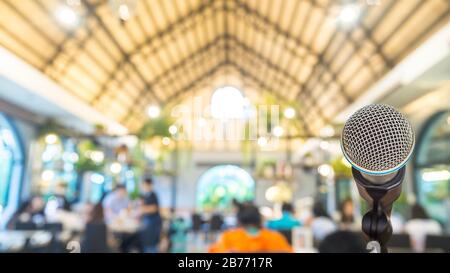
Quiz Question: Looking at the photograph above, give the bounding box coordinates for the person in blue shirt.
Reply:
[138,178,162,253]
[266,203,301,243]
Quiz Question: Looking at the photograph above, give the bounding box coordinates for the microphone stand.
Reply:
[352,167,405,253]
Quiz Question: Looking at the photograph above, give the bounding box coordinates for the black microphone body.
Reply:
[353,167,405,252]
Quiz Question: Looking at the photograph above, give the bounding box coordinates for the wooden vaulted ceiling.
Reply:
[0,0,449,134]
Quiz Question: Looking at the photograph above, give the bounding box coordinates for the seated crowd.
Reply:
[3,179,447,253]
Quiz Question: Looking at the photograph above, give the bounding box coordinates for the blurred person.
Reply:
[309,202,337,243]
[169,217,190,253]
[318,231,367,253]
[8,196,46,230]
[190,212,204,251]
[82,203,116,253]
[209,203,292,253]
[404,204,442,252]
[266,203,301,244]
[138,178,162,253]
[208,212,224,242]
[267,203,301,230]
[102,185,130,223]
[191,213,203,233]
[224,199,243,228]
[7,199,32,229]
[339,199,355,229]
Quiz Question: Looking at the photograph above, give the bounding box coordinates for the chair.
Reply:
[14,222,37,231]
[82,223,109,253]
[387,234,412,253]
[425,235,450,253]
[43,223,63,232]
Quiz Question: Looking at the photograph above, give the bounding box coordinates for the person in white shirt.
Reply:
[102,185,130,223]
[404,204,442,252]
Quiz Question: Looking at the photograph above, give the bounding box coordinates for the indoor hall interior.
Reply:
[0,0,449,253]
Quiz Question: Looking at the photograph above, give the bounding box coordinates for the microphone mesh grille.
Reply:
[341,104,414,174]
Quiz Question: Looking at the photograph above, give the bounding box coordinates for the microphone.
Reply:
[340,104,415,252]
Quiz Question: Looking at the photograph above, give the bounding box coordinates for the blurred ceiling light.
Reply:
[41,170,55,181]
[272,126,284,137]
[162,137,171,146]
[118,4,131,21]
[45,134,58,145]
[90,150,105,163]
[337,4,361,28]
[109,0,138,21]
[169,125,178,135]
[318,164,334,177]
[422,170,450,182]
[55,6,79,29]
[110,162,122,174]
[147,105,160,119]
[91,173,105,184]
[283,107,296,119]
[257,136,268,147]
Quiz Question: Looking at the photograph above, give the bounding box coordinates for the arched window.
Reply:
[197,165,255,211]
[211,86,246,119]
[414,111,450,223]
[0,113,24,225]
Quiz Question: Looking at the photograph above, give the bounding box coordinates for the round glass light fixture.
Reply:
[318,164,334,177]
[109,0,139,21]
[337,4,361,28]
[90,150,105,163]
[55,5,79,29]
[257,136,268,147]
[283,107,296,119]
[272,126,284,137]
[147,105,160,119]
[169,125,178,135]
[162,137,171,146]
[41,170,55,181]
[110,162,122,174]
[45,134,58,145]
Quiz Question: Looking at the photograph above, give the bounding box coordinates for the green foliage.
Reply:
[37,119,78,139]
[138,115,173,139]
[255,158,277,178]
[74,140,104,173]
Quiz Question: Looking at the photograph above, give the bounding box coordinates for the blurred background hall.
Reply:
[0,0,449,253]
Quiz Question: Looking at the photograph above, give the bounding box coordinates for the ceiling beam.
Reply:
[89,0,218,105]
[82,0,162,104]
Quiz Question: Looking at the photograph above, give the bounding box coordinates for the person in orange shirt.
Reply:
[209,203,292,253]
